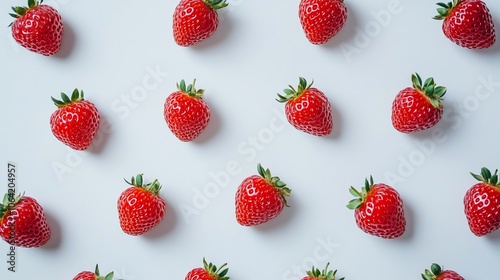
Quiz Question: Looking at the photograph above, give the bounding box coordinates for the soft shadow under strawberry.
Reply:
[193,102,222,144]
[53,20,76,59]
[143,201,177,240]
[40,211,62,250]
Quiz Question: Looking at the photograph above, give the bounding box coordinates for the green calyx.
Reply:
[124,174,162,195]
[203,0,229,10]
[51,88,85,109]
[257,163,292,207]
[9,0,42,25]
[411,73,446,109]
[94,264,114,280]
[471,167,500,187]
[346,176,374,210]
[276,77,313,103]
[433,0,461,20]
[421,263,443,280]
[0,192,23,219]
[177,79,205,99]
[306,262,344,280]
[203,258,230,280]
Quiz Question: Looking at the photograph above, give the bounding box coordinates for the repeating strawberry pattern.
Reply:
[1,0,499,279]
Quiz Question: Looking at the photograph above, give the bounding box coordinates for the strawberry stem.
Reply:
[124,174,162,195]
[471,167,500,187]
[177,79,205,98]
[256,163,292,206]
[276,77,313,103]
[203,258,230,280]
[410,73,446,109]
[51,89,85,108]
[346,176,374,210]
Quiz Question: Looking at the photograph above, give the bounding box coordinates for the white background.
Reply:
[1,0,500,279]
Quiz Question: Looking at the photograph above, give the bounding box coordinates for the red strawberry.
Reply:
[347,176,406,239]
[185,258,229,280]
[173,0,228,46]
[164,79,211,142]
[0,193,51,248]
[50,89,101,150]
[421,263,464,280]
[464,167,500,236]
[118,174,166,236]
[9,0,63,56]
[302,262,344,280]
[391,73,446,133]
[277,77,333,136]
[73,264,114,280]
[434,0,495,49]
[235,164,291,226]
[299,0,347,45]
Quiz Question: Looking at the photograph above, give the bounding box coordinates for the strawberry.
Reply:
[391,73,446,133]
[185,258,229,280]
[299,0,347,45]
[50,89,101,150]
[464,167,500,236]
[73,264,114,280]
[235,164,291,226]
[173,0,228,46]
[164,79,211,142]
[302,262,344,280]
[347,176,406,239]
[9,0,63,56]
[421,263,464,280]
[0,193,51,248]
[434,0,495,49]
[118,174,166,236]
[277,77,333,136]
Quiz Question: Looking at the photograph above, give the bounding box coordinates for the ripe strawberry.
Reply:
[164,79,211,142]
[235,164,291,226]
[464,167,500,236]
[391,73,446,133]
[299,0,347,45]
[302,262,344,280]
[118,174,166,236]
[185,258,229,280]
[0,193,51,248]
[434,0,495,49]
[347,176,406,239]
[277,77,333,136]
[50,89,101,150]
[9,0,63,56]
[421,263,464,280]
[73,264,114,280]
[173,0,228,46]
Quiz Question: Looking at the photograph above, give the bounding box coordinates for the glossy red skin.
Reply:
[437,270,465,280]
[72,271,96,280]
[11,4,63,56]
[442,0,495,49]
[299,0,347,45]
[354,184,406,239]
[235,175,285,226]
[185,268,213,280]
[0,196,51,248]
[464,182,500,236]
[50,100,100,150]
[164,91,211,142]
[391,87,443,133]
[118,187,166,236]
[285,88,333,136]
[173,0,219,46]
